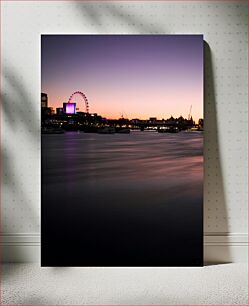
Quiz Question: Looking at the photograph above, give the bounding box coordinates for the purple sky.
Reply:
[41,35,203,121]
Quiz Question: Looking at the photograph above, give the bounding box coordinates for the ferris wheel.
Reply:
[68,91,89,113]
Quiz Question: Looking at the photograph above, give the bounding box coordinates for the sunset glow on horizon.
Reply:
[41,35,203,122]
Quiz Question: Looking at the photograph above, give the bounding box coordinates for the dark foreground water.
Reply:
[42,131,203,266]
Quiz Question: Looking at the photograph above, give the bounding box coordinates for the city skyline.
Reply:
[42,92,199,122]
[41,35,203,121]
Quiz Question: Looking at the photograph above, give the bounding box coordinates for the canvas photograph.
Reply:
[41,34,203,266]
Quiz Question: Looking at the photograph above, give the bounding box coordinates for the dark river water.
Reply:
[42,131,203,266]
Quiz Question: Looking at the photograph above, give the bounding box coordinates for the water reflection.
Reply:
[42,131,203,266]
[42,131,203,186]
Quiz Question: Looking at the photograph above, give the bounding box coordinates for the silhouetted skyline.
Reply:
[41,35,203,121]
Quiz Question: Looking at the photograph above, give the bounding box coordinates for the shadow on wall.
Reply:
[1,66,39,223]
[75,2,165,33]
[204,42,230,264]
[1,67,39,136]
[1,66,39,264]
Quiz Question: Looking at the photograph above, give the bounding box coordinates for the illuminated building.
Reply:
[63,102,76,114]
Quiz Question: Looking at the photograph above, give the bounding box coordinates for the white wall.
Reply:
[1,0,248,263]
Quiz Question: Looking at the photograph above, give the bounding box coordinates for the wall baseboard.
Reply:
[1,233,40,263]
[1,233,248,263]
[204,232,248,264]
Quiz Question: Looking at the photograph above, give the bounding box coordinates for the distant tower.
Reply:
[188,105,192,121]
[41,93,48,108]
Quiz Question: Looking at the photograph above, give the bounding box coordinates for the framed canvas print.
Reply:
[41,34,203,266]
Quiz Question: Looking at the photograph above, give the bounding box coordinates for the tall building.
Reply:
[63,102,76,114]
[41,93,48,108]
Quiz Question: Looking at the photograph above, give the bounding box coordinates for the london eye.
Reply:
[68,91,89,113]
